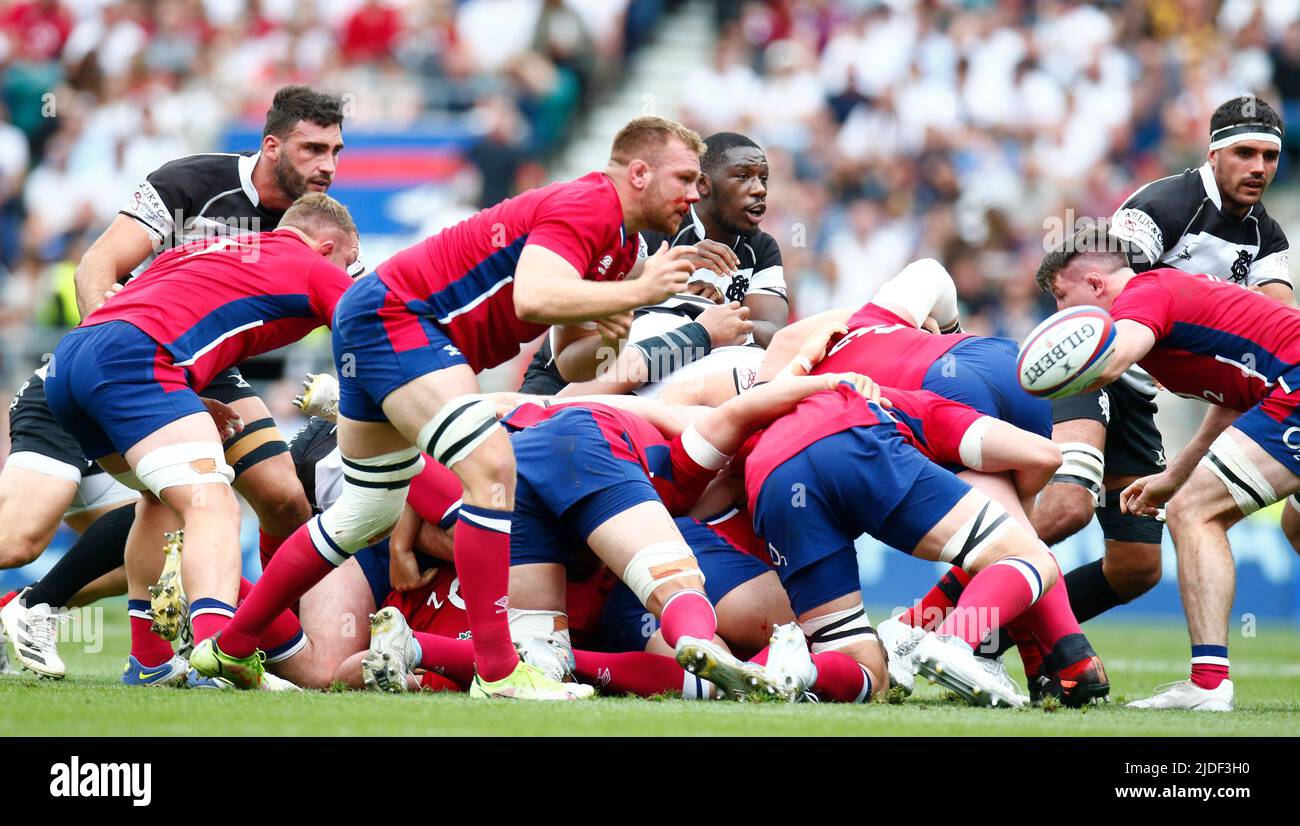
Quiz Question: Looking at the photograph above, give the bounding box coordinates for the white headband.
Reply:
[1209,122,1283,151]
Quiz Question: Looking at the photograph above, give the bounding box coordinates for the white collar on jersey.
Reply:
[1198,162,1222,210]
[239,152,261,207]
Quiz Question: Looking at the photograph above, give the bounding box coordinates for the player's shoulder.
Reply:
[1249,201,1290,246]
[740,226,782,266]
[1118,167,1204,216]
[148,152,247,187]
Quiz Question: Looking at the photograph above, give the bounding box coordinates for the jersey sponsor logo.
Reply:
[124,182,173,236]
[597,254,614,276]
[1112,207,1163,263]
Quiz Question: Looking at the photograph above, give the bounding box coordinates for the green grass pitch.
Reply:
[2,602,1297,736]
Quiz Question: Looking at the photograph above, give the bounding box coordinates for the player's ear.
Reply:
[627,158,651,190]
[697,172,712,198]
[316,237,335,259]
[262,132,281,160]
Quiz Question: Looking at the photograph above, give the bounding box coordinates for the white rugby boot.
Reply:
[914,633,1026,708]
[1127,680,1233,711]
[1,591,66,678]
[876,616,925,695]
[763,622,817,702]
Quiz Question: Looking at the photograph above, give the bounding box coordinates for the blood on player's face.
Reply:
[271,120,345,200]
[1210,139,1278,211]
[644,139,701,234]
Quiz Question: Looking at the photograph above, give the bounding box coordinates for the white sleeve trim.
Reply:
[1247,251,1291,288]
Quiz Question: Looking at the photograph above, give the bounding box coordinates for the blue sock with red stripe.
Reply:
[1190,644,1230,689]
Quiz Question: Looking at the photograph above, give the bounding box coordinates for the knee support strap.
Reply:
[310,447,423,563]
[622,542,703,607]
[418,396,500,470]
[1051,441,1105,507]
[1201,431,1277,516]
[130,441,234,497]
[939,497,1013,572]
[800,605,877,654]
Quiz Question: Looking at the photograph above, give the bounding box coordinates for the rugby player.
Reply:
[0,86,348,676]
[521,131,784,399]
[1040,225,1300,711]
[1011,96,1292,668]
[41,194,359,687]
[195,117,708,700]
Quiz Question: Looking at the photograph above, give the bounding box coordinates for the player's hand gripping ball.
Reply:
[1017,306,1117,399]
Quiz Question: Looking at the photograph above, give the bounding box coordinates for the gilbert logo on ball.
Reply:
[1017,306,1116,399]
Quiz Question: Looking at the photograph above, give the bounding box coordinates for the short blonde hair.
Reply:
[281,193,357,239]
[610,116,705,165]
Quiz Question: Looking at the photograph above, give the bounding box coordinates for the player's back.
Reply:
[1117,268,1300,407]
[819,303,972,388]
[375,172,634,371]
[84,231,349,388]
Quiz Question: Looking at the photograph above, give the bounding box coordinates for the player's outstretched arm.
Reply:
[1121,403,1239,517]
[1080,319,1157,391]
[513,242,694,325]
[692,372,883,458]
[73,214,157,318]
[961,417,1063,502]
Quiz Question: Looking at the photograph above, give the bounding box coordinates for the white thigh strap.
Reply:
[1200,432,1277,516]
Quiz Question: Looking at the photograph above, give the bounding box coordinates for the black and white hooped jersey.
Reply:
[119,151,286,252]
[1110,163,1290,288]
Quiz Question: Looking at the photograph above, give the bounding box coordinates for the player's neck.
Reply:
[696,206,737,245]
[250,155,294,212]
[1217,190,1253,221]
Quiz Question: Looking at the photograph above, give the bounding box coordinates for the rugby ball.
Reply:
[1017,306,1117,399]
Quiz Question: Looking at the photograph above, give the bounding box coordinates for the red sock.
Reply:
[810,651,871,702]
[258,529,286,572]
[236,577,303,657]
[900,568,971,629]
[658,590,717,648]
[572,649,689,697]
[0,590,17,610]
[189,598,234,644]
[937,558,1042,648]
[454,506,519,682]
[412,631,475,688]
[1190,645,1230,689]
[127,600,173,666]
[1010,558,1080,652]
[220,522,334,658]
[419,671,462,692]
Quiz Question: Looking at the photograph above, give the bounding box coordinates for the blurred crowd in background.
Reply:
[1,0,1298,433]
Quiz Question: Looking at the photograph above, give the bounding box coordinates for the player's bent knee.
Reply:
[1196,432,1275,520]
[622,542,703,610]
[938,496,1015,572]
[0,534,44,568]
[131,442,235,500]
[418,395,502,471]
[312,447,423,561]
[800,606,881,700]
